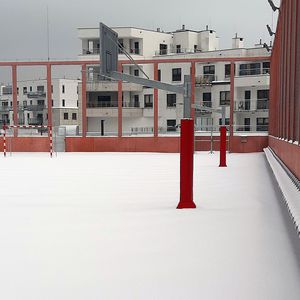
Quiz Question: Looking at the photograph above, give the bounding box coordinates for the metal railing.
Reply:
[155,48,197,56]
[27,92,46,98]
[234,100,269,111]
[238,68,270,76]
[82,48,100,55]
[195,75,217,85]
[87,101,141,108]
[233,125,269,132]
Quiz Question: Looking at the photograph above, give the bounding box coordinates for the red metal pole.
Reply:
[229,62,235,151]
[153,63,159,137]
[12,65,18,137]
[81,64,87,137]
[117,63,123,138]
[191,62,196,120]
[46,64,52,127]
[177,119,196,209]
[3,124,6,157]
[49,125,53,158]
[219,126,227,167]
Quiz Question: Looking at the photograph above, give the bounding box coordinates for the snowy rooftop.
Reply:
[0,152,300,299]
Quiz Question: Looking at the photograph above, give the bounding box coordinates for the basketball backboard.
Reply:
[99,23,119,77]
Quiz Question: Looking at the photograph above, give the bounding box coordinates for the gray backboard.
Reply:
[99,23,119,77]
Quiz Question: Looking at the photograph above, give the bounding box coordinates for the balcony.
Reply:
[233,125,269,133]
[20,105,46,111]
[0,106,12,112]
[86,81,143,92]
[27,92,46,98]
[155,48,196,56]
[234,100,269,111]
[195,75,217,85]
[87,101,143,118]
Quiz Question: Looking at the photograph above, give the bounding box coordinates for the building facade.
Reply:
[78,25,270,136]
[0,79,79,128]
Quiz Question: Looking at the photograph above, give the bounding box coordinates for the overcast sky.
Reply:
[0,0,279,81]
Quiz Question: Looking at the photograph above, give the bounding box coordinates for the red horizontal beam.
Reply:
[0,56,270,67]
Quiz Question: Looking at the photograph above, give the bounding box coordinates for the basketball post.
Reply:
[99,23,195,209]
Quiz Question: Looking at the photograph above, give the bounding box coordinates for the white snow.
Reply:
[0,152,300,300]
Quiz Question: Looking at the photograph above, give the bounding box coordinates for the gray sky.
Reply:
[0,0,278,81]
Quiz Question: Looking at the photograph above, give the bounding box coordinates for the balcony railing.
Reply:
[27,92,46,98]
[87,101,141,108]
[19,105,46,111]
[233,125,269,132]
[195,75,217,85]
[0,106,12,112]
[234,100,269,111]
[82,48,100,55]
[155,48,197,56]
[238,68,270,76]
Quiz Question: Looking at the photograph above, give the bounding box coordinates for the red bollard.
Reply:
[219,126,227,167]
[177,119,196,209]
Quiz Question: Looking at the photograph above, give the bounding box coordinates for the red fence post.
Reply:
[3,124,6,157]
[219,126,227,167]
[177,119,196,209]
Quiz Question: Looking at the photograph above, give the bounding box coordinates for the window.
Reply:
[62,85,65,94]
[72,113,77,120]
[62,99,65,107]
[257,90,269,99]
[77,100,78,107]
[194,45,198,52]
[51,85,53,93]
[167,119,177,131]
[37,85,44,92]
[256,118,268,131]
[134,69,139,77]
[144,94,153,108]
[23,101,27,107]
[220,91,230,106]
[176,45,181,53]
[225,64,236,77]
[158,69,161,81]
[23,87,27,95]
[134,42,139,54]
[203,92,212,107]
[30,86,32,92]
[64,113,68,120]
[37,100,44,106]
[239,63,261,76]
[159,44,167,55]
[219,118,230,125]
[262,62,270,74]
[244,118,251,131]
[52,100,54,107]
[30,100,32,105]
[257,90,269,110]
[245,90,251,100]
[17,87,19,95]
[203,65,215,75]
[133,95,139,107]
[167,94,176,107]
[172,68,182,81]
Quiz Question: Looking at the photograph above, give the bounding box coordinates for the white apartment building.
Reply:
[0,79,80,128]
[78,25,270,135]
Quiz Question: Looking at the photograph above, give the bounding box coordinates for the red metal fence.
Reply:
[269,0,300,179]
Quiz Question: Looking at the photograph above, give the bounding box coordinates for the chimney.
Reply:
[232,34,244,49]
[206,25,209,31]
[182,24,185,30]
[157,28,161,32]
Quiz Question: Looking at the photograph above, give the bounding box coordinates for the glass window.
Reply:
[172,68,182,81]
[203,65,215,74]
[72,113,77,120]
[167,94,176,107]
[167,119,177,131]
[144,94,153,108]
[64,113,68,120]
[220,91,230,106]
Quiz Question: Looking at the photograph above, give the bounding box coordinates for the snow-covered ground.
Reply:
[0,152,299,300]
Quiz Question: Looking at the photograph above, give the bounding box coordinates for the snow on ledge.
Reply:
[264,147,300,237]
